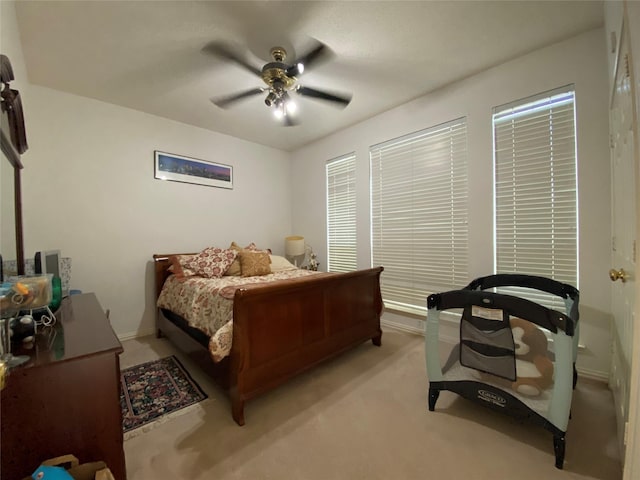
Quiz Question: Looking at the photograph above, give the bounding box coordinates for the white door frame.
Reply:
[624,1,640,478]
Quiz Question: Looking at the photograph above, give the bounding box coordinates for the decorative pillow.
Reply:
[224,242,244,276]
[225,241,272,276]
[270,255,297,272]
[169,254,198,278]
[230,241,244,250]
[244,242,272,254]
[184,247,237,278]
[239,250,272,277]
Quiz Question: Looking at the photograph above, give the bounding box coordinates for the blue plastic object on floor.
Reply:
[31,465,74,480]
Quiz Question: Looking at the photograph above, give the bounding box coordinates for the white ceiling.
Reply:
[14,1,603,152]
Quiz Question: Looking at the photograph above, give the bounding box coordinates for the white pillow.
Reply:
[270,255,297,272]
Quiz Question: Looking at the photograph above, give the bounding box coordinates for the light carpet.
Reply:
[120,330,622,480]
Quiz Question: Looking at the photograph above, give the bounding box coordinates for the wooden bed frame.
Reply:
[153,254,384,425]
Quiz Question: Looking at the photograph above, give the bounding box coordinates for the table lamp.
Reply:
[285,235,306,267]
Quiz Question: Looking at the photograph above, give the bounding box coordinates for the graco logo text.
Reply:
[478,389,506,407]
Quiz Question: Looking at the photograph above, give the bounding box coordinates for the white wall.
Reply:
[1,1,30,263]
[21,87,292,338]
[2,1,292,338]
[290,28,612,378]
[0,2,29,87]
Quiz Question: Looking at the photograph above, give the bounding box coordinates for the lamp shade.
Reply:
[285,235,305,257]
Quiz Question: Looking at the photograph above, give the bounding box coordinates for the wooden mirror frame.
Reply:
[1,128,24,275]
[1,54,26,276]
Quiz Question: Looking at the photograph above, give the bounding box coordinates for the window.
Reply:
[493,86,578,309]
[370,118,468,315]
[326,153,357,272]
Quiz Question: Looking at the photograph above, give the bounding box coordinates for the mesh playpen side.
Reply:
[425,274,579,469]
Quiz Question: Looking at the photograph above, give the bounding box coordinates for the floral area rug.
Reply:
[120,355,208,439]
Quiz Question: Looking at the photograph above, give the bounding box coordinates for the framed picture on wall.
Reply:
[154,151,233,189]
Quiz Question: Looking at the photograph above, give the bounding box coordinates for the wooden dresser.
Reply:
[1,293,126,480]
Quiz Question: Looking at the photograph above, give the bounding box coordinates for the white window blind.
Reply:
[371,118,468,315]
[493,87,578,310]
[327,153,357,272]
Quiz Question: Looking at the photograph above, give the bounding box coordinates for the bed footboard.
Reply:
[228,267,384,425]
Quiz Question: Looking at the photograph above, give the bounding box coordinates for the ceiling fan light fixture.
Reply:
[273,96,289,119]
[264,91,278,107]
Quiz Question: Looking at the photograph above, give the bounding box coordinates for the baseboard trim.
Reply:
[575,366,609,382]
[381,318,423,336]
[381,316,459,344]
[118,327,155,342]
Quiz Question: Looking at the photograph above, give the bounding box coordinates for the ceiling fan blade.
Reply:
[210,88,264,109]
[202,41,262,77]
[296,86,352,107]
[286,42,331,76]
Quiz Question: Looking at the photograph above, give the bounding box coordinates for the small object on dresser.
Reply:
[11,315,35,343]
[50,276,62,310]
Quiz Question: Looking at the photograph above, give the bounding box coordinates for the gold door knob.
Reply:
[0,360,6,390]
[609,268,628,282]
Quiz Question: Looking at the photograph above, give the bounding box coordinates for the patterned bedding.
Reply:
[157,269,326,361]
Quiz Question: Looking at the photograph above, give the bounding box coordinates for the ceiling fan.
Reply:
[202,41,352,126]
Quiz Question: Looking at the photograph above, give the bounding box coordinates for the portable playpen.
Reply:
[425,274,579,469]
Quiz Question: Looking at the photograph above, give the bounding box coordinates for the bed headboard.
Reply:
[152,253,196,299]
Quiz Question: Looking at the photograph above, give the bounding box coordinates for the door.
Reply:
[608,2,640,478]
[609,17,635,461]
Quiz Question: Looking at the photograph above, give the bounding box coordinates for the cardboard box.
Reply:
[22,455,115,480]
